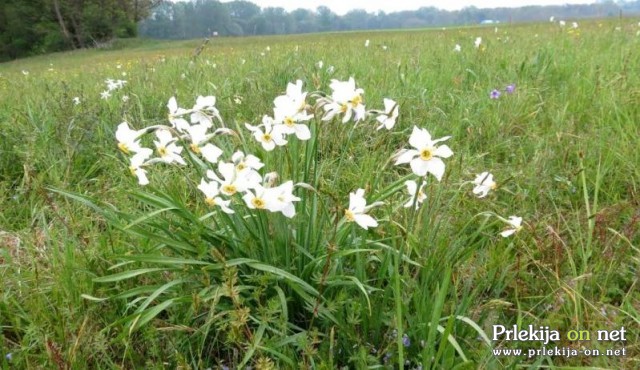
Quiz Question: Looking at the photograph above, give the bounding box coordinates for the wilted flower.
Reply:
[395,126,453,181]
[197,179,234,213]
[472,172,496,198]
[376,98,399,130]
[490,89,501,99]
[500,216,523,237]
[404,180,426,208]
[245,116,287,151]
[154,129,185,165]
[344,188,379,230]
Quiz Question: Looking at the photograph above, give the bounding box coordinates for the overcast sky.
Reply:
[218,0,597,15]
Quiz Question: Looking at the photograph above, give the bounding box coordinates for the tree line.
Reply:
[138,0,640,39]
[0,0,159,61]
[2,0,639,61]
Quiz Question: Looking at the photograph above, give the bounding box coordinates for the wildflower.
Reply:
[22,70,29,76]
[365,39,370,47]
[267,181,301,218]
[326,65,335,74]
[572,22,578,29]
[273,96,312,140]
[454,44,461,52]
[129,148,153,186]
[505,84,516,94]
[185,124,223,163]
[167,97,191,132]
[490,89,501,99]
[122,95,129,103]
[402,334,411,347]
[207,162,258,196]
[395,126,453,181]
[472,172,496,198]
[376,98,399,130]
[115,121,145,154]
[245,116,287,151]
[474,37,482,48]
[344,188,379,230]
[322,77,366,123]
[231,151,263,185]
[404,180,426,208]
[382,45,388,50]
[500,216,523,237]
[197,179,234,213]
[559,20,566,27]
[100,90,111,100]
[72,97,80,105]
[549,16,555,22]
[190,95,220,128]
[154,129,185,165]
[316,60,324,69]
[242,184,273,211]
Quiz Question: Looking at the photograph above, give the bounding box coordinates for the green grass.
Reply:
[1,19,639,369]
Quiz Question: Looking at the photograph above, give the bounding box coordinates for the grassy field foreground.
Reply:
[1,20,639,368]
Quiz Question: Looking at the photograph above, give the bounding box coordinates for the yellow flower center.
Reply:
[340,103,348,113]
[284,117,295,127]
[262,133,272,142]
[205,197,216,206]
[189,143,201,154]
[490,183,498,190]
[251,197,266,209]
[128,166,136,176]
[236,163,246,171]
[420,147,434,161]
[222,184,237,195]
[345,209,355,222]
[118,142,130,154]
[350,95,362,108]
[158,146,168,157]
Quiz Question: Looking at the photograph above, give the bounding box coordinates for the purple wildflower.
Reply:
[490,89,501,99]
[505,84,516,94]
[5,353,12,361]
[402,333,411,347]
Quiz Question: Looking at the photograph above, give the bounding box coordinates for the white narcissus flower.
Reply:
[154,129,186,165]
[185,124,223,164]
[167,97,192,132]
[129,148,153,186]
[395,126,453,181]
[365,39,370,47]
[242,184,274,211]
[404,180,426,208]
[345,188,379,230]
[116,121,144,154]
[100,90,111,100]
[273,98,312,140]
[376,98,399,130]
[322,77,366,123]
[197,179,234,214]
[474,37,482,48]
[500,216,523,238]
[207,161,259,197]
[245,116,287,151]
[232,151,263,185]
[267,181,301,218]
[190,95,220,128]
[473,172,497,198]
[454,44,462,52]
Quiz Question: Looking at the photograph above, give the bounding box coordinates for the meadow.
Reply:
[0,19,639,369]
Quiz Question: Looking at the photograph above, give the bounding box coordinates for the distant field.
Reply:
[1,19,639,369]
